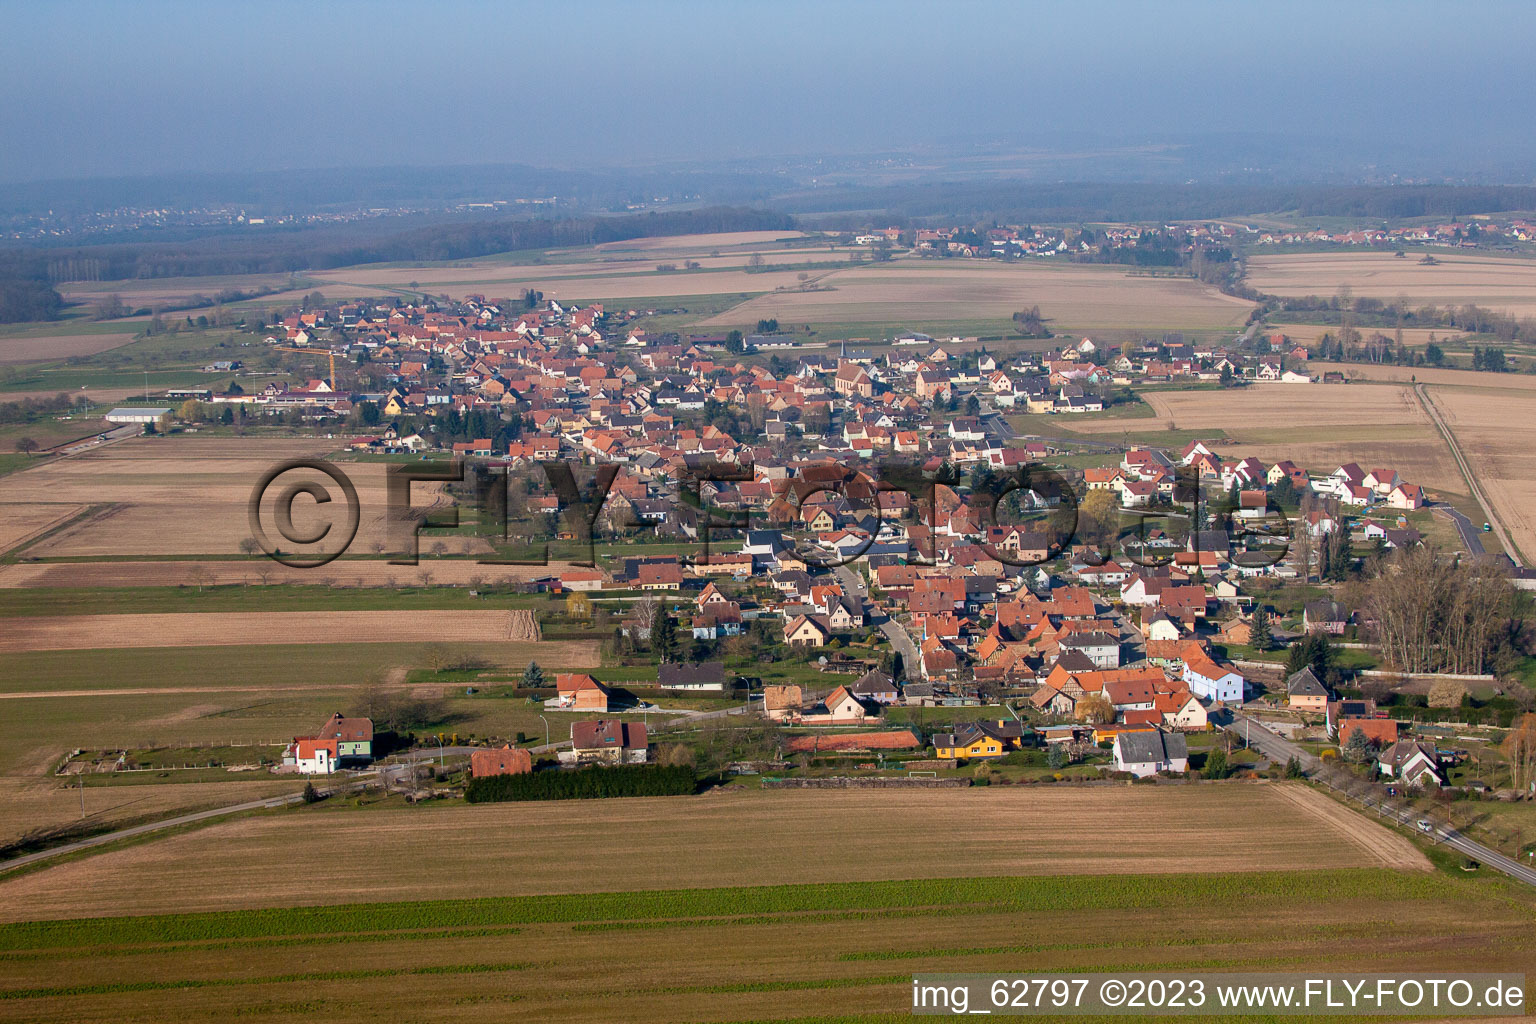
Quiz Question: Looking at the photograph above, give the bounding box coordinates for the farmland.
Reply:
[0,436,479,558]
[1248,251,1536,318]
[0,610,578,653]
[698,260,1256,335]
[1421,383,1536,562]
[0,786,1425,921]
[0,796,1522,1024]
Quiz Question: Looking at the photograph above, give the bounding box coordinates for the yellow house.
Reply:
[932,721,1025,760]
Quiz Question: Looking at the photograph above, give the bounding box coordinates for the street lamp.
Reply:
[539,714,550,750]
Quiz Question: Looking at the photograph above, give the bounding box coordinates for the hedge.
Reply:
[465,764,696,803]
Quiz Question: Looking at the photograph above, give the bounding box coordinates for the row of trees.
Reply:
[1356,546,1525,675]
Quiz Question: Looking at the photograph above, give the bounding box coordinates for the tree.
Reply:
[301,782,322,804]
[1501,713,1536,791]
[1075,694,1114,725]
[652,611,679,663]
[755,318,779,334]
[565,591,592,621]
[724,329,744,355]
[522,661,544,688]
[1203,748,1230,779]
[1249,605,1273,652]
[1284,756,1305,779]
[1424,342,1444,366]
[1047,743,1068,770]
[1287,630,1334,680]
[1342,727,1374,764]
[13,436,38,454]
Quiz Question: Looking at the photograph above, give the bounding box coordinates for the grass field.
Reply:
[1249,251,1536,318]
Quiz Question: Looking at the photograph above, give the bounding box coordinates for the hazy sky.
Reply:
[4,0,1535,183]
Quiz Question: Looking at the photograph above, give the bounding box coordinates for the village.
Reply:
[134,292,1527,806]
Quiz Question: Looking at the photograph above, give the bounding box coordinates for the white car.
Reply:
[1417,819,1434,833]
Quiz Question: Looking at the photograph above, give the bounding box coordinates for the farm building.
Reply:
[471,745,533,778]
[104,406,171,425]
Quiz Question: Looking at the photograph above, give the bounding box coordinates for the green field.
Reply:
[0,868,1526,1022]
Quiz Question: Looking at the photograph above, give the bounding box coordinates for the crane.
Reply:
[274,346,338,390]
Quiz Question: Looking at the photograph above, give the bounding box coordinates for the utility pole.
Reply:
[79,772,85,818]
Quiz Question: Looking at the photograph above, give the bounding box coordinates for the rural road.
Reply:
[834,564,918,674]
[0,787,322,873]
[1413,383,1523,567]
[1222,710,1536,888]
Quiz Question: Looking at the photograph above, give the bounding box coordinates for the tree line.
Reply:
[0,207,795,284]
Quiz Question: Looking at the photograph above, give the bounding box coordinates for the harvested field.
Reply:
[697,260,1255,332]
[0,777,304,850]
[0,559,595,589]
[1309,360,1536,390]
[313,264,809,302]
[0,437,485,558]
[1070,382,1462,492]
[0,868,1515,1024]
[1271,323,1468,349]
[1422,383,1536,561]
[0,503,83,555]
[0,785,1425,921]
[1249,251,1536,318]
[592,229,809,252]
[0,610,593,653]
[0,332,137,364]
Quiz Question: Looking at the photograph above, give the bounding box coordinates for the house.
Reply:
[570,720,649,765]
[471,745,533,778]
[1285,667,1329,711]
[784,614,830,647]
[1112,728,1189,777]
[1155,691,1208,731]
[764,684,803,722]
[1325,698,1378,738]
[1056,631,1120,669]
[801,684,880,725]
[1338,717,1399,748]
[1303,600,1349,635]
[554,673,613,711]
[932,720,1027,760]
[284,713,373,775]
[1377,739,1445,787]
[1181,647,1244,703]
[849,667,899,705]
[659,661,726,691]
[1388,483,1425,510]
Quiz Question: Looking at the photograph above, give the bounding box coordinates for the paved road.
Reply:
[1221,710,1536,887]
[1434,502,1486,557]
[1414,383,1523,566]
[833,563,918,676]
